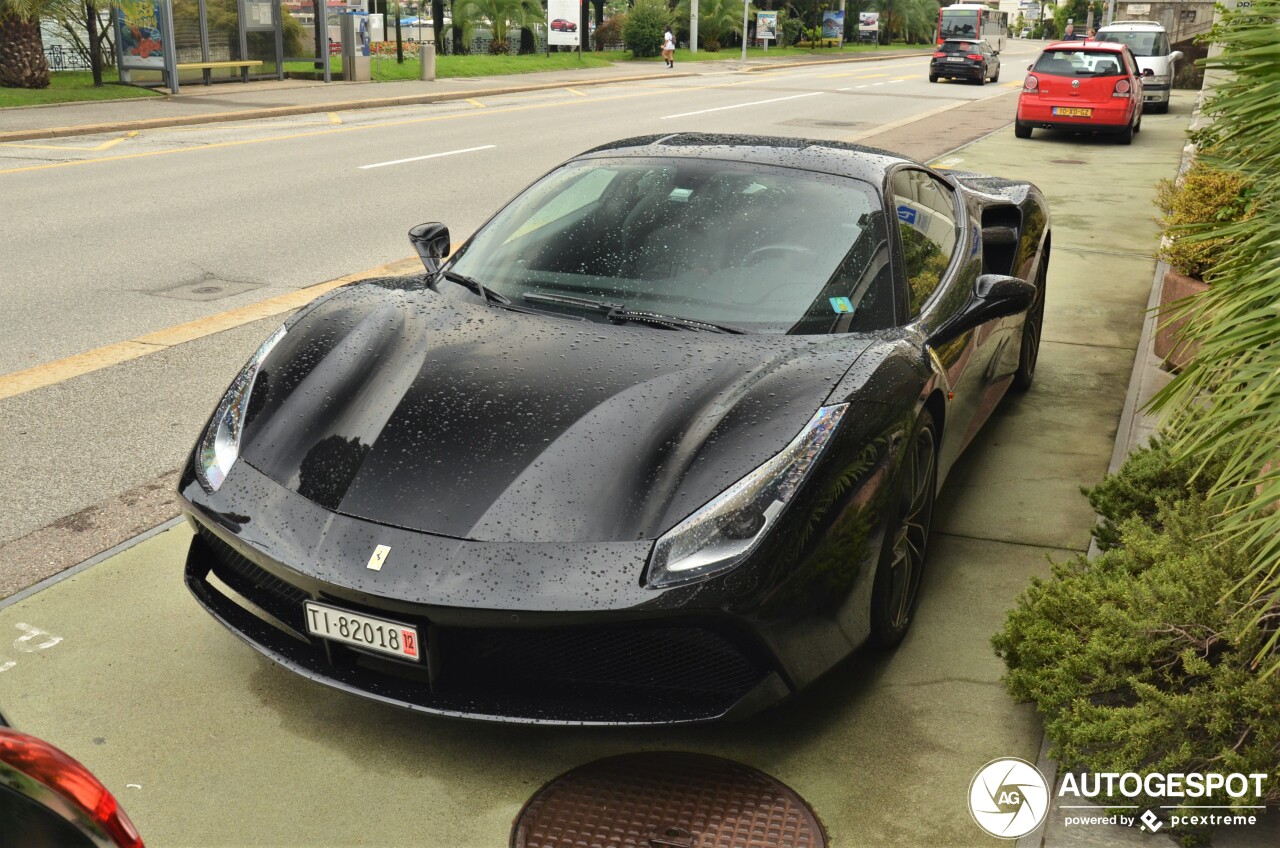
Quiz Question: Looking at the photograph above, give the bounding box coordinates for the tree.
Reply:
[675,0,751,51]
[0,0,60,88]
[622,0,668,57]
[454,0,542,53]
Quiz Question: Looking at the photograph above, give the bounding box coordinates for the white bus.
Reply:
[936,3,1008,53]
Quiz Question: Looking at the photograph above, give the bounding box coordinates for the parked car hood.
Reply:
[237,283,873,543]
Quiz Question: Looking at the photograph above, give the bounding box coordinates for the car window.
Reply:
[1033,49,1124,76]
[939,41,977,53]
[1095,30,1170,57]
[891,169,957,316]
[449,157,890,335]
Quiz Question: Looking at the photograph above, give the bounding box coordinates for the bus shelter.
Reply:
[114,0,333,92]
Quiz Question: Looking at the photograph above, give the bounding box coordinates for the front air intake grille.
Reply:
[197,526,307,631]
[440,624,766,716]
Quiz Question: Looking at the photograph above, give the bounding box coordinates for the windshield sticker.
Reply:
[830,297,855,314]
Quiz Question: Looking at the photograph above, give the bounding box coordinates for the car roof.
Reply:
[1098,21,1166,31]
[1043,40,1127,53]
[575,133,913,183]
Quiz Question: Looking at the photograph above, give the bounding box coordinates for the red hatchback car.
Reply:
[1015,41,1144,143]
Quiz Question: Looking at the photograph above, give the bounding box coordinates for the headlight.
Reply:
[196,326,286,493]
[646,404,849,588]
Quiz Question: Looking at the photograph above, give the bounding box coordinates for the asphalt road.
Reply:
[0,44,1043,594]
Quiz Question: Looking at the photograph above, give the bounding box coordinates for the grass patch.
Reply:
[287,51,618,81]
[0,71,160,107]
[651,42,923,64]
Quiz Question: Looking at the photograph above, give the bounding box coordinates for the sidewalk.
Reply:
[0,90,1223,847]
[0,48,934,143]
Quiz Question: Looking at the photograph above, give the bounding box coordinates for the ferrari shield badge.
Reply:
[366,544,391,571]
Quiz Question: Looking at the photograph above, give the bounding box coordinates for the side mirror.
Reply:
[927,274,1036,346]
[1171,50,1184,63]
[409,223,450,275]
[1143,68,1155,77]
[1027,63,1033,71]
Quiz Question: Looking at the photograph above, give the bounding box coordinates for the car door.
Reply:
[889,168,1006,471]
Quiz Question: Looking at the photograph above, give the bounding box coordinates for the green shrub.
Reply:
[623,0,670,58]
[994,447,1280,824]
[780,13,803,47]
[1084,435,1228,550]
[593,15,624,50]
[1155,162,1254,282]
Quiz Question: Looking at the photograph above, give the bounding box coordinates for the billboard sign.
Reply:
[548,0,580,47]
[757,11,778,41]
[859,11,879,32]
[115,0,168,69]
[822,11,845,40]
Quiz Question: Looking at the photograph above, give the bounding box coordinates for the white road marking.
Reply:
[14,623,62,652]
[359,144,496,170]
[933,156,965,168]
[837,87,851,91]
[661,91,823,120]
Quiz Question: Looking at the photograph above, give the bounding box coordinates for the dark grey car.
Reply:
[930,38,1001,84]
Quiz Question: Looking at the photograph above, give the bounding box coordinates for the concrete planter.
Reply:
[1154,268,1210,371]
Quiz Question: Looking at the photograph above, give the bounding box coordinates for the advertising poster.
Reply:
[115,0,167,68]
[821,10,844,41]
[547,0,580,47]
[756,11,778,42]
[859,11,880,32]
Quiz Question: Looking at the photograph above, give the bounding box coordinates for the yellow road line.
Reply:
[0,79,757,176]
[466,98,486,108]
[817,71,890,80]
[0,257,419,402]
[1,130,137,152]
[328,112,343,123]
[565,87,587,97]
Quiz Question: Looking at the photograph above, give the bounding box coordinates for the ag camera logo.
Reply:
[969,758,1050,839]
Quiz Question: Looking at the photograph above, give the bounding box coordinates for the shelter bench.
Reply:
[176,59,264,85]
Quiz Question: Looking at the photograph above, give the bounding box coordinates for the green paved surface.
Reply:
[0,94,1194,847]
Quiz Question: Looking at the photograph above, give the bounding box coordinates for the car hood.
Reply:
[238,284,873,543]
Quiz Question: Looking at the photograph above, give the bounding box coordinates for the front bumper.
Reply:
[178,458,878,724]
[1142,83,1170,104]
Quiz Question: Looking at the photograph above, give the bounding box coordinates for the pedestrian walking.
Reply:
[663,29,675,68]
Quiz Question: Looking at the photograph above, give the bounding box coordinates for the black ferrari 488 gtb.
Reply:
[180,133,1050,725]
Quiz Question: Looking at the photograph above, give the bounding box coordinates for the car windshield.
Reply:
[939,12,979,39]
[1095,30,1170,57]
[448,157,894,335]
[1033,49,1124,76]
[939,41,978,54]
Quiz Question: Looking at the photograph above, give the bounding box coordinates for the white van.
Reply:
[1092,21,1182,113]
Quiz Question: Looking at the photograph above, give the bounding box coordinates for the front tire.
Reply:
[929,74,938,83]
[991,68,1000,82]
[1012,253,1047,392]
[869,413,938,649]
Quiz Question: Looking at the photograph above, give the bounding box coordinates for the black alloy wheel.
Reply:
[869,413,938,648]
[1012,253,1047,392]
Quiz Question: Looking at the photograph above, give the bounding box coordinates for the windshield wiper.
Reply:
[438,269,510,306]
[522,292,746,334]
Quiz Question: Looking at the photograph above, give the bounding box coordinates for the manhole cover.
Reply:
[150,278,262,302]
[511,752,827,848]
[1049,159,1086,165]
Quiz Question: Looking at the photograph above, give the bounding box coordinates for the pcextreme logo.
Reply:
[968,757,1050,839]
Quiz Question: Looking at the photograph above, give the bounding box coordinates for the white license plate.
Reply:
[303,601,421,662]
[947,57,965,62]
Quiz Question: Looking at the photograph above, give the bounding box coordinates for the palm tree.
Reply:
[454,0,542,53]
[0,0,61,88]
[675,0,753,52]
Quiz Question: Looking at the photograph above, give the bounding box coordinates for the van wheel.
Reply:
[1014,121,1032,139]
[1154,101,1169,114]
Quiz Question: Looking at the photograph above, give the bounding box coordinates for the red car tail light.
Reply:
[967,54,984,61]
[1024,74,1039,91]
[933,51,946,58]
[1114,78,1132,96]
[0,728,144,848]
